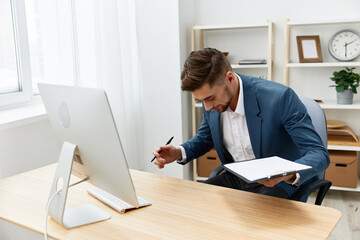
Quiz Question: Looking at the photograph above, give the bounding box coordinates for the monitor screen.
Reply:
[38,83,140,208]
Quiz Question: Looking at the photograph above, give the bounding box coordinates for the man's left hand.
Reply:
[258,174,296,187]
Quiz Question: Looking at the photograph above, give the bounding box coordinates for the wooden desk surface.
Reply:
[0,164,341,240]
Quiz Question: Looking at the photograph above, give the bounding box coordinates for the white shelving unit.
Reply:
[231,64,269,69]
[320,100,360,110]
[196,176,209,182]
[283,18,360,192]
[194,102,202,108]
[191,20,274,81]
[331,177,360,192]
[192,23,269,30]
[283,18,360,86]
[328,145,360,151]
[287,62,360,68]
[190,20,274,181]
[285,18,360,27]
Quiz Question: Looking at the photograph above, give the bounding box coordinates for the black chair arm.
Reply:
[290,179,332,205]
[209,165,225,178]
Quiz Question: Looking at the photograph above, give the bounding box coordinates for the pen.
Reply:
[151,136,174,162]
[268,170,297,179]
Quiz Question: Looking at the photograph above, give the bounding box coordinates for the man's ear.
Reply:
[225,71,234,83]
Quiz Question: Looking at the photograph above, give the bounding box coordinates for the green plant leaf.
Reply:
[330,67,360,93]
[336,85,344,92]
[346,67,355,72]
[339,70,347,75]
[352,86,357,94]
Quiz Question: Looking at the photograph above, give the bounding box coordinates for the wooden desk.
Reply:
[0,164,341,240]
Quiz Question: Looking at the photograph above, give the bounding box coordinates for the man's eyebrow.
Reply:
[203,95,215,101]
[194,95,214,102]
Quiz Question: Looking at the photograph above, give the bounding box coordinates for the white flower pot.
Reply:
[337,89,353,104]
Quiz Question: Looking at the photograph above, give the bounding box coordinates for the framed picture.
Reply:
[296,35,323,63]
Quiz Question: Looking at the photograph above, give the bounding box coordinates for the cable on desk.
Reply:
[44,177,89,240]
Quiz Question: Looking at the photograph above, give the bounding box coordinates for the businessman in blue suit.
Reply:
[153,48,329,199]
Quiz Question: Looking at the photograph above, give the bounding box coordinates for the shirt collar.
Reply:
[225,73,244,116]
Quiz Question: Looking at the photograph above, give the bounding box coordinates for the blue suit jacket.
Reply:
[181,74,329,196]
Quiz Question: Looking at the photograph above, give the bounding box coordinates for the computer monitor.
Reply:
[39,83,142,228]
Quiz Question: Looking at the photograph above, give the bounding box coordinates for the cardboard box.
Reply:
[197,149,221,177]
[325,150,358,188]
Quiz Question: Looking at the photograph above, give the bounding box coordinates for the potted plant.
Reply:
[330,67,360,104]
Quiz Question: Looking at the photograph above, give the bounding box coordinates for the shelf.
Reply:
[287,62,360,68]
[196,176,209,182]
[231,64,268,69]
[320,100,360,109]
[195,102,202,108]
[330,177,360,192]
[327,134,360,151]
[288,18,360,27]
[193,23,268,30]
[328,145,360,151]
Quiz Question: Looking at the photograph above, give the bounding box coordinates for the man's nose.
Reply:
[203,101,213,111]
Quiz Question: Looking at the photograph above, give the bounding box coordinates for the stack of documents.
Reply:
[224,156,312,183]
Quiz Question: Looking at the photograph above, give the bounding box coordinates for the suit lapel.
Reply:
[241,74,262,159]
[208,110,227,163]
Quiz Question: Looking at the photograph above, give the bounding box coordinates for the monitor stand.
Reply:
[47,142,111,229]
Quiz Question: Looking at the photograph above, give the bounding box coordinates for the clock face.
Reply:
[328,30,360,61]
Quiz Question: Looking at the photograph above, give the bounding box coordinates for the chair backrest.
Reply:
[289,97,331,205]
[299,96,327,148]
[299,96,327,181]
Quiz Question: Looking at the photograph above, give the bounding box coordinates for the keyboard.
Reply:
[87,187,151,213]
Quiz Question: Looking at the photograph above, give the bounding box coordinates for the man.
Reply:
[152,48,329,199]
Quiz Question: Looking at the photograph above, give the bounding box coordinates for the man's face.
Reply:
[192,77,232,113]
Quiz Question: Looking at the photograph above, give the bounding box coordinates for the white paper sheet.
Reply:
[301,40,318,58]
[224,156,312,183]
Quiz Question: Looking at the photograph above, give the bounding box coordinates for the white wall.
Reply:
[135,0,190,179]
[0,119,58,178]
[132,0,196,180]
[179,0,196,179]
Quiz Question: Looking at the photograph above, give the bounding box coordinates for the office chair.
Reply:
[209,96,332,205]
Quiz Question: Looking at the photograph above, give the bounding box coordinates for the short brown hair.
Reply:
[181,48,232,91]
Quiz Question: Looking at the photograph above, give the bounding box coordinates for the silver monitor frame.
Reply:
[39,83,140,228]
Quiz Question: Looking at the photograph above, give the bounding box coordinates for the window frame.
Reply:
[0,0,32,108]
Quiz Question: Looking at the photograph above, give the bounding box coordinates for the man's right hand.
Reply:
[152,145,182,169]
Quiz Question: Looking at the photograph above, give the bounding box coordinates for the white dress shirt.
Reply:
[221,74,255,162]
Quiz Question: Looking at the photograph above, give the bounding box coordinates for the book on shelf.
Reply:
[237,59,267,65]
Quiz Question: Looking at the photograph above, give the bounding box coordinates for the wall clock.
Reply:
[328,29,360,61]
